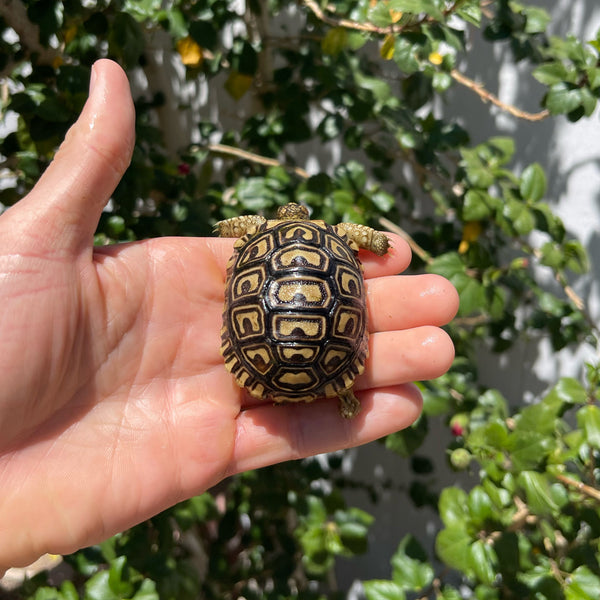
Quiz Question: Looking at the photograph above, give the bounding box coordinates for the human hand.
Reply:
[0,60,458,571]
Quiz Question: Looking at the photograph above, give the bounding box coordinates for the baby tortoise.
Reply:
[215,202,389,418]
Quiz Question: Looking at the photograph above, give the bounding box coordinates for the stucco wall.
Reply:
[336,0,600,589]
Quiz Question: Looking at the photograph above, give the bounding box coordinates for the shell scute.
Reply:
[221,219,368,406]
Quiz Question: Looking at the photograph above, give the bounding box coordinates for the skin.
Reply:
[0,60,459,572]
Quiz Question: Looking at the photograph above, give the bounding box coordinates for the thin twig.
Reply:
[0,0,60,78]
[378,216,433,264]
[450,69,550,122]
[206,143,310,179]
[556,473,600,502]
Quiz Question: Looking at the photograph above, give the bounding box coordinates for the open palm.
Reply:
[0,60,458,572]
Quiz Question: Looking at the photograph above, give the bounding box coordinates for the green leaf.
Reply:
[533,62,573,85]
[438,487,469,528]
[355,72,392,103]
[510,430,555,471]
[338,521,369,554]
[435,526,472,572]
[363,580,406,600]
[85,571,118,600]
[538,241,564,270]
[503,199,535,235]
[463,190,494,220]
[577,405,600,449]
[123,0,161,20]
[29,582,79,600]
[388,0,444,21]
[517,471,560,516]
[391,535,434,591]
[487,136,516,165]
[522,6,551,34]
[321,27,348,56]
[189,20,218,51]
[371,189,395,212]
[368,2,394,27]
[468,486,495,526]
[432,71,453,92]
[469,539,496,585]
[545,82,584,115]
[385,414,428,456]
[544,377,587,406]
[565,566,600,600]
[457,3,482,26]
[108,12,145,68]
[563,240,589,273]
[427,252,485,316]
[132,579,159,600]
[393,36,420,74]
[457,277,486,316]
[520,163,547,202]
[335,160,367,192]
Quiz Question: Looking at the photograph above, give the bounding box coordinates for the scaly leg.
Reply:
[337,387,361,419]
[336,223,390,256]
[214,214,267,238]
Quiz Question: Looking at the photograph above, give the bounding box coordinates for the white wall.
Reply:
[337,0,600,590]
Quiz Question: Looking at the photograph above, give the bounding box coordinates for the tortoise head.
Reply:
[276,203,309,221]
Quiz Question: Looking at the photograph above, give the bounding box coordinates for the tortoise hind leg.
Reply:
[337,388,361,419]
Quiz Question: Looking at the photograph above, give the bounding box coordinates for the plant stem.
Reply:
[449,69,550,122]
[556,473,600,502]
[378,216,433,264]
[206,143,310,179]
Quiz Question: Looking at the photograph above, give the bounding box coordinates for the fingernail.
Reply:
[89,63,98,96]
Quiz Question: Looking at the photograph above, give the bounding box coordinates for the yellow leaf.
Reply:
[321,27,348,56]
[224,71,254,100]
[459,221,483,253]
[64,24,78,44]
[389,9,403,23]
[463,221,482,242]
[380,34,395,60]
[52,55,64,69]
[428,51,443,65]
[176,36,203,67]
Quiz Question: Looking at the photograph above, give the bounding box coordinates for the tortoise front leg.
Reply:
[336,223,390,256]
[214,215,267,238]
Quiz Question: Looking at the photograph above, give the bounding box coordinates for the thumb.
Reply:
[13,59,135,256]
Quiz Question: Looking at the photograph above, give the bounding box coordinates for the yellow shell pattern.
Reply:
[220,219,368,406]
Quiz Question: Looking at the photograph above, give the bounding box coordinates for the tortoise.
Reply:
[215,202,390,418]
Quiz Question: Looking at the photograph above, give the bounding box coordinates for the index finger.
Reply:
[205,232,412,279]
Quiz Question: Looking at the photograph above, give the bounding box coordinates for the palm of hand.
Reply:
[0,60,457,571]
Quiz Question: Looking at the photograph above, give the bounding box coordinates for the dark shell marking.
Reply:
[220,220,368,405]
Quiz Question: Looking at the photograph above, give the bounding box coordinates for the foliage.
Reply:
[1,0,599,598]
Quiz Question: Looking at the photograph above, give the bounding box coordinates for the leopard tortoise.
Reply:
[215,202,389,418]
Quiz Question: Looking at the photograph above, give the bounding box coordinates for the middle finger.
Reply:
[366,274,458,333]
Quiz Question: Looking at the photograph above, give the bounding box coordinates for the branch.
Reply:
[206,143,310,179]
[0,0,60,78]
[556,473,600,503]
[378,216,433,264]
[450,69,550,122]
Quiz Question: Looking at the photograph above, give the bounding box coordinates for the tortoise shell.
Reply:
[220,219,368,410]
